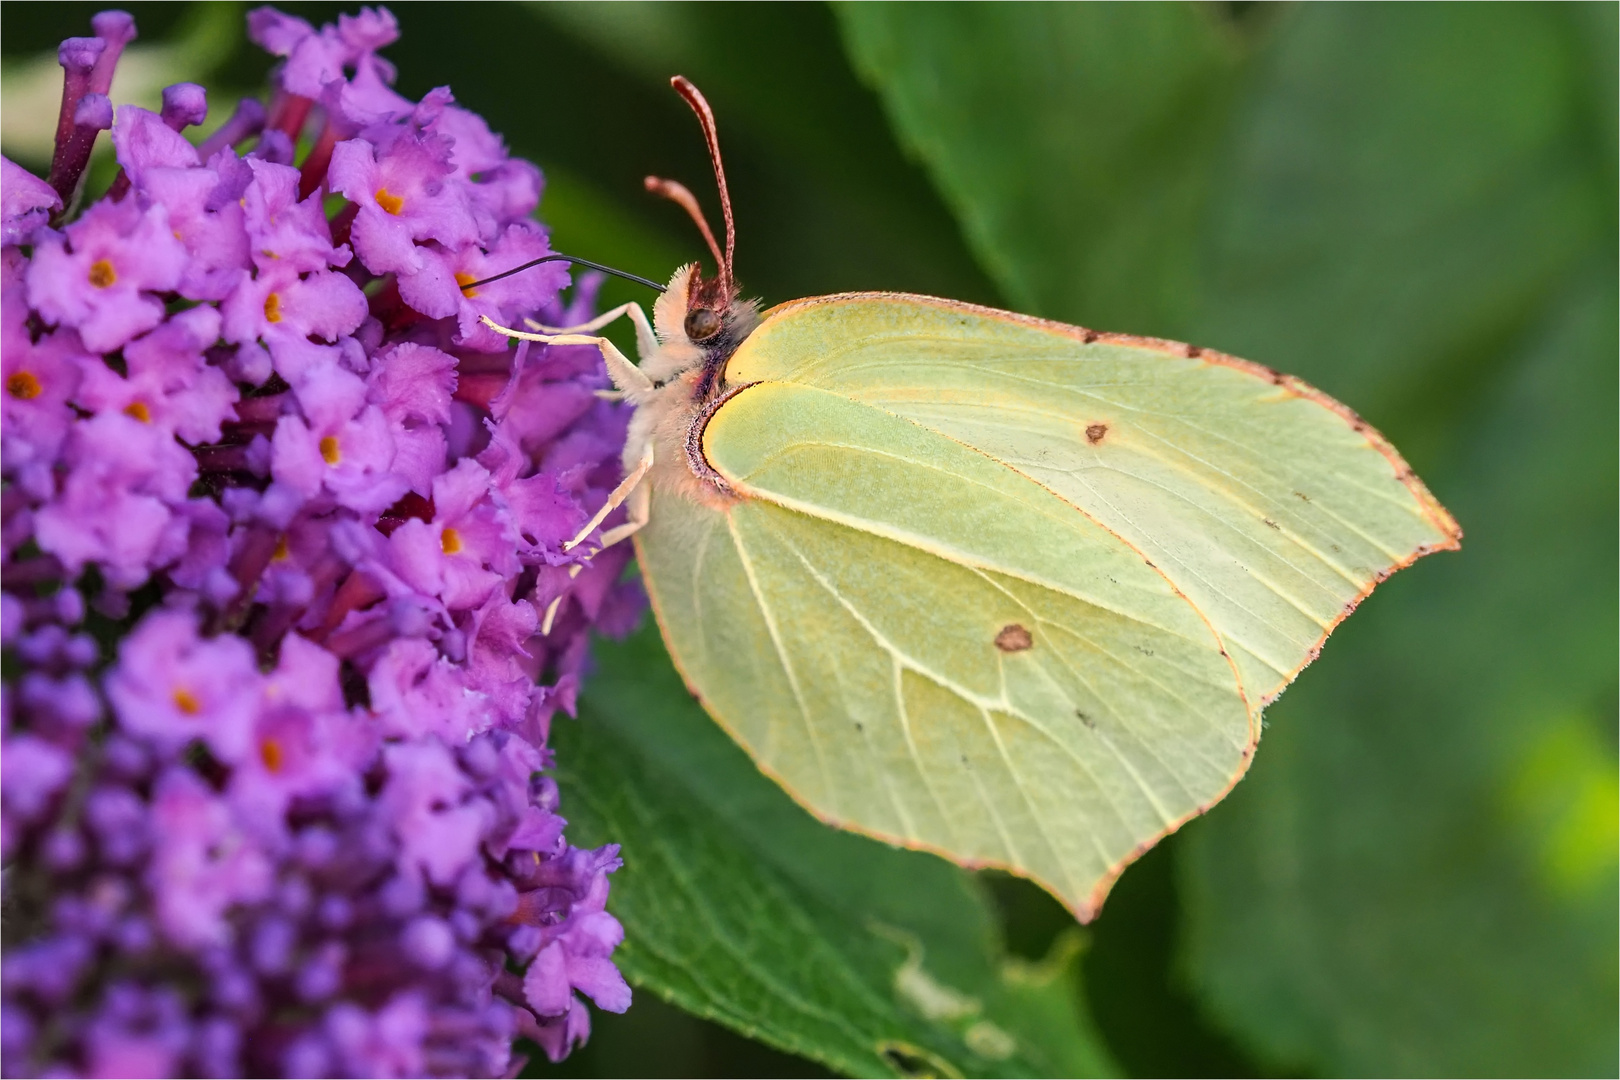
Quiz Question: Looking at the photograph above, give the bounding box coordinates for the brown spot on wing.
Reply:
[1085,423,1108,444]
[994,624,1033,652]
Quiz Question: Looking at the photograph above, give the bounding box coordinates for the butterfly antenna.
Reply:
[670,75,734,291]
[643,175,725,275]
[461,253,665,294]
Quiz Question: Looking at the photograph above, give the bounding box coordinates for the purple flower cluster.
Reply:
[2,9,642,1076]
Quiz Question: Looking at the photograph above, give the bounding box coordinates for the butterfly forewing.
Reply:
[722,294,1462,706]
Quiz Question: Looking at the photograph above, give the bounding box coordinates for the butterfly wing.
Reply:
[635,384,1254,920]
[721,293,1462,707]
[634,292,1458,918]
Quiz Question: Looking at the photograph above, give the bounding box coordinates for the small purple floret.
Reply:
[2,156,63,246]
[160,83,209,131]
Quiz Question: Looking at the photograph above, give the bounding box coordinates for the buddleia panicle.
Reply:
[2,8,644,1075]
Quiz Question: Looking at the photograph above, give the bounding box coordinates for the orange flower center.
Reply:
[123,401,151,423]
[319,435,342,465]
[173,687,202,715]
[374,187,404,215]
[455,271,478,298]
[264,292,282,323]
[88,259,117,288]
[260,738,284,773]
[7,371,42,399]
[440,527,463,555]
[272,534,290,561]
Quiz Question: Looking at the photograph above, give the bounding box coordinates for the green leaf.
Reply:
[1180,266,1619,1076]
[836,2,1245,334]
[1176,7,1617,1074]
[557,626,1117,1078]
[523,0,1003,309]
[836,2,1617,1074]
[1186,3,1606,455]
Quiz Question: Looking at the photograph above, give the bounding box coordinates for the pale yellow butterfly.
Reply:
[480,77,1460,920]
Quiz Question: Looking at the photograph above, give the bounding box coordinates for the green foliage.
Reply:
[553,626,1116,1079]
[839,2,1618,1075]
[837,3,1244,334]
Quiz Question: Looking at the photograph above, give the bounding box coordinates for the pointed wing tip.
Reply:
[1386,458,1463,552]
[1089,331,1467,544]
[1092,330,1470,714]
[1251,515,1461,711]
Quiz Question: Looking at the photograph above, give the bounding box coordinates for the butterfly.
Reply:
[478,76,1461,920]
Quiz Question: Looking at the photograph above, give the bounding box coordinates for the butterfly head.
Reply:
[646,77,759,394]
[653,261,757,354]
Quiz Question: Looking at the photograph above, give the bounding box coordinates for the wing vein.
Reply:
[723,513,836,808]
[771,525,1125,873]
[730,453,1214,645]
[974,702,1081,898]
[891,656,959,849]
[968,567,1221,809]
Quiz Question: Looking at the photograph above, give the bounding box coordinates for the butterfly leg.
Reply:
[541,448,653,636]
[541,585,570,636]
[542,482,650,634]
[524,302,658,363]
[568,306,655,401]
[479,316,653,396]
[562,441,654,553]
[594,476,650,550]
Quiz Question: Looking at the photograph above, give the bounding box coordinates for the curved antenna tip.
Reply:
[644,175,725,274]
[667,77,735,291]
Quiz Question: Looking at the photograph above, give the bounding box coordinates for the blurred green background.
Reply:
[5,3,1615,1076]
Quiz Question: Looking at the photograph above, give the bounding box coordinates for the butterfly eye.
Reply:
[685,307,722,341]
